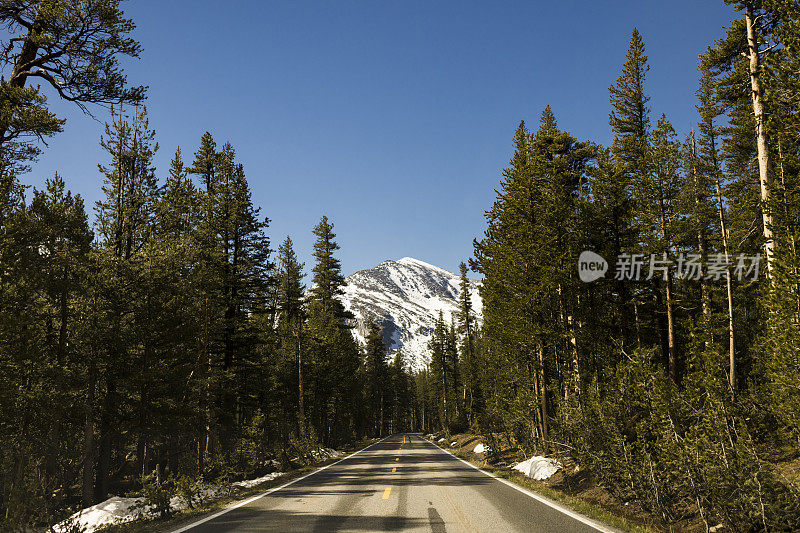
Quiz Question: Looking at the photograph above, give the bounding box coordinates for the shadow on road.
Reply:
[195,507,429,532]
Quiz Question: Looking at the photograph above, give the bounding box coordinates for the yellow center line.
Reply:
[382,487,392,499]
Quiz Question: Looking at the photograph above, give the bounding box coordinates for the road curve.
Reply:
[173,434,618,532]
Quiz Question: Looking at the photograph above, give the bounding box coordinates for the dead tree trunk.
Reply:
[745,2,775,280]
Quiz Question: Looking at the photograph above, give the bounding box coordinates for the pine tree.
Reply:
[473,118,548,448]
[305,216,359,445]
[696,68,737,389]
[530,107,593,400]
[143,144,205,486]
[211,142,272,446]
[610,28,651,182]
[446,319,462,428]
[702,12,771,394]
[276,237,306,431]
[427,313,450,431]
[364,322,389,436]
[742,0,777,278]
[190,132,218,193]
[607,28,651,355]
[92,105,159,501]
[95,106,158,260]
[158,147,198,239]
[308,216,347,315]
[640,114,683,381]
[188,131,221,473]
[1,175,92,521]
[391,349,411,433]
[457,262,480,425]
[0,0,145,168]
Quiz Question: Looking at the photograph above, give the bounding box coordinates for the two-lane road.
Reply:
[174,434,617,532]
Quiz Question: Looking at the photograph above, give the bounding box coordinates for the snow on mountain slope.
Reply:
[341,257,482,370]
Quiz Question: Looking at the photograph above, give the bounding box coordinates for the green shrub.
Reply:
[566,348,800,530]
[175,474,202,510]
[135,473,173,519]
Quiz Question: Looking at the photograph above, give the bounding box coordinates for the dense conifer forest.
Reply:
[417,2,800,530]
[1,0,800,531]
[0,2,415,527]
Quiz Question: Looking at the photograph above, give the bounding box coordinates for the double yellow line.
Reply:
[382,435,407,500]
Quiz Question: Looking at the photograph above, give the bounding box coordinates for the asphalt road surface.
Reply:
[174,434,618,533]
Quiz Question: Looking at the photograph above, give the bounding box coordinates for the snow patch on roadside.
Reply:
[52,496,143,533]
[232,471,284,489]
[512,456,562,480]
[52,472,286,533]
[53,446,343,533]
[309,447,343,461]
[473,443,491,454]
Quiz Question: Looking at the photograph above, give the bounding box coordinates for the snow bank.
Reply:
[473,443,491,454]
[52,472,285,533]
[438,437,446,443]
[310,447,343,461]
[232,471,284,489]
[52,496,143,533]
[512,456,562,480]
[291,447,343,464]
[52,449,341,531]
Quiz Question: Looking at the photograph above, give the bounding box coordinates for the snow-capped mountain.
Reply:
[341,257,482,370]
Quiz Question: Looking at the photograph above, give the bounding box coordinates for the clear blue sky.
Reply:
[23,0,734,277]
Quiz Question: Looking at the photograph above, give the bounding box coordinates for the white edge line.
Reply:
[421,437,621,533]
[169,436,391,533]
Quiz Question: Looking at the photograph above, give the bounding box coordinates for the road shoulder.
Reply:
[420,435,648,533]
[99,438,385,533]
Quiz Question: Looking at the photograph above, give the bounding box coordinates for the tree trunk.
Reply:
[713,163,736,391]
[690,135,712,328]
[379,394,384,437]
[664,268,677,383]
[778,140,800,319]
[463,305,475,423]
[94,376,116,502]
[612,211,634,356]
[558,284,581,398]
[652,283,670,372]
[531,360,542,444]
[47,263,71,481]
[658,189,677,381]
[198,295,211,476]
[82,356,97,506]
[297,321,305,432]
[705,113,737,391]
[537,341,548,453]
[0,10,42,143]
[745,3,774,279]
[441,353,448,429]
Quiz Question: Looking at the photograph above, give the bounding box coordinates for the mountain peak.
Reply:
[396,256,455,275]
[341,258,482,370]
